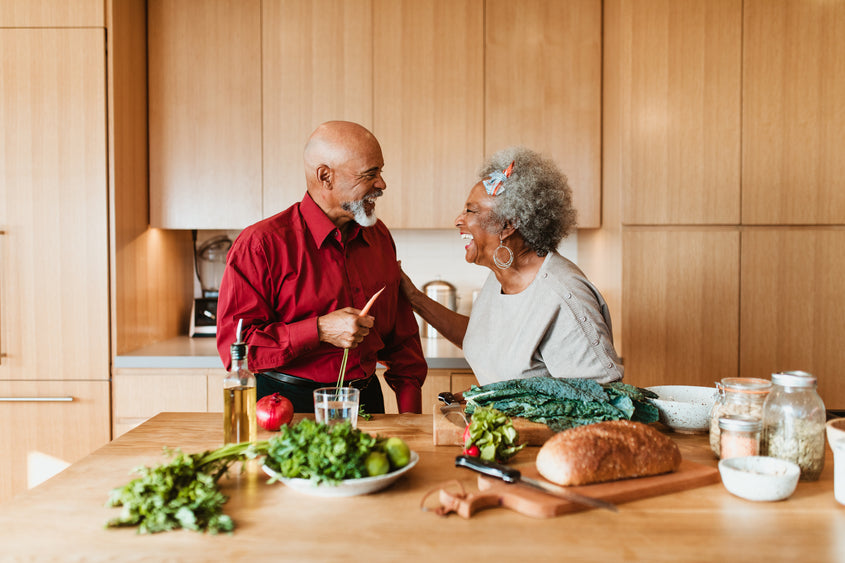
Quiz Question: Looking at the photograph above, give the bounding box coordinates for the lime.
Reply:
[365,451,390,476]
[384,437,411,468]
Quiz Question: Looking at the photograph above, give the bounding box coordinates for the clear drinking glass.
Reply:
[313,387,360,428]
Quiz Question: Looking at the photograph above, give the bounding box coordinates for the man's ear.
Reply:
[316,164,333,188]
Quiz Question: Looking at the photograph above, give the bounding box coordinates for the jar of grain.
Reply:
[710,378,772,458]
[719,415,761,459]
[762,371,826,482]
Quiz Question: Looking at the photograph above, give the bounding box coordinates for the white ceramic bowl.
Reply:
[718,455,800,502]
[646,385,718,433]
[261,451,419,497]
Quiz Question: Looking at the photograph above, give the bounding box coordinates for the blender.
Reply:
[190,234,232,337]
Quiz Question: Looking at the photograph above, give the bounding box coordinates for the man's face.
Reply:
[334,141,386,228]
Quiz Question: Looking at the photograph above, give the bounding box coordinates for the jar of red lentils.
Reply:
[719,415,761,459]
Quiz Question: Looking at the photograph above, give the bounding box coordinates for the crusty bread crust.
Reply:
[536,420,682,486]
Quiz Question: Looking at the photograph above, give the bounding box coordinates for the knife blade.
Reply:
[455,455,618,513]
[438,391,468,425]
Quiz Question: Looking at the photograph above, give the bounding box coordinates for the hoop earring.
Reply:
[493,239,514,269]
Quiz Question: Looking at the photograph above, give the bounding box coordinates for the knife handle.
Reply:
[455,455,521,483]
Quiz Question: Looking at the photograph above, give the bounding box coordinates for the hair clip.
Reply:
[482,161,515,196]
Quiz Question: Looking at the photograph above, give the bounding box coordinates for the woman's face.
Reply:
[455,181,499,268]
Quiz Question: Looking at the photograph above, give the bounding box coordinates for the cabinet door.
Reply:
[622,228,740,388]
[740,229,845,407]
[373,0,484,229]
[614,0,741,225]
[262,0,373,217]
[0,29,109,381]
[148,0,262,229]
[377,369,451,415]
[486,0,602,228]
[0,381,110,503]
[742,0,845,224]
[450,371,477,394]
[0,0,103,27]
[113,369,210,437]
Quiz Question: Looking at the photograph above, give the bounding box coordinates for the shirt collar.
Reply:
[300,192,367,248]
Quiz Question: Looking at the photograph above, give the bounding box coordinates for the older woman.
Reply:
[401,147,623,386]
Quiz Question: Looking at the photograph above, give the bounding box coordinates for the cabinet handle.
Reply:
[0,397,74,402]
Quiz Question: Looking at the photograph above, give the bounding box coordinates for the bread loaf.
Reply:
[536,420,681,486]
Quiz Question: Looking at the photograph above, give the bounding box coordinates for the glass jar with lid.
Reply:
[710,378,772,457]
[719,415,762,459]
[762,370,826,481]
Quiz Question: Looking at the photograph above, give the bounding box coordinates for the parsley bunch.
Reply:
[106,441,267,534]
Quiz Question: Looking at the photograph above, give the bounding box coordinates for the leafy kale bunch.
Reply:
[463,376,659,432]
[263,419,377,484]
[106,441,268,534]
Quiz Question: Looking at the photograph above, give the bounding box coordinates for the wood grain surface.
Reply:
[1,413,842,562]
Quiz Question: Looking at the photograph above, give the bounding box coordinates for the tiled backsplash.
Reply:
[194,228,578,317]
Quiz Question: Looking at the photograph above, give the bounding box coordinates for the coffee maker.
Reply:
[190,234,232,337]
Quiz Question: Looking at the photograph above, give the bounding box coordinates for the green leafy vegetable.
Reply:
[463,376,659,431]
[263,419,377,484]
[464,406,525,462]
[105,441,268,534]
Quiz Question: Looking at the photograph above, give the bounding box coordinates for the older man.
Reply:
[216,121,427,413]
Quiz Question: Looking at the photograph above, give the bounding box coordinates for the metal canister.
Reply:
[421,280,457,338]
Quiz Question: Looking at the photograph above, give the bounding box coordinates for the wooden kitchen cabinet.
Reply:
[148,0,263,229]
[485,0,603,228]
[112,368,212,437]
[261,0,373,217]
[373,0,484,229]
[0,29,109,383]
[740,229,845,407]
[613,0,742,225]
[0,0,103,27]
[742,0,845,225]
[622,228,740,389]
[0,381,110,504]
[378,368,476,414]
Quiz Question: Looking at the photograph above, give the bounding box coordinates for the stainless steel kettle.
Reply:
[421,280,457,338]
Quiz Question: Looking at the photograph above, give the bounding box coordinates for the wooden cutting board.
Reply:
[452,459,720,518]
[433,404,555,446]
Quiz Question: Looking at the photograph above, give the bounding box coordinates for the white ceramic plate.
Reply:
[262,451,419,497]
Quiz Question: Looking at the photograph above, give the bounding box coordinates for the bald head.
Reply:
[302,121,387,229]
[304,121,380,183]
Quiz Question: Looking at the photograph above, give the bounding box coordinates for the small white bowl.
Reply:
[718,456,800,502]
[646,385,718,433]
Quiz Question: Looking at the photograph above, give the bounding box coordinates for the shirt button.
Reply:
[593,339,599,346]
[565,292,572,299]
[580,316,587,322]
[543,273,548,279]
[607,362,614,368]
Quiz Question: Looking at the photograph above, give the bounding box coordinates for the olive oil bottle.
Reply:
[223,322,256,444]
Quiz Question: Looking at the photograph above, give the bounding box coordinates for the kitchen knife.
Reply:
[455,455,618,513]
[438,391,468,425]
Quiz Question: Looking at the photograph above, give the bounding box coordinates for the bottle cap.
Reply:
[231,318,247,361]
[719,414,762,432]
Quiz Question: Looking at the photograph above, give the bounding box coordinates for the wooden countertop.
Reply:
[1,413,843,561]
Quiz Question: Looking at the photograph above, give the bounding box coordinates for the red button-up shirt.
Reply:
[216,193,427,413]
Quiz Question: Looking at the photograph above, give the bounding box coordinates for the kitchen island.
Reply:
[1,413,843,562]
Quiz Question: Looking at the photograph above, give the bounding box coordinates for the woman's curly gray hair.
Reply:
[479,146,576,256]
